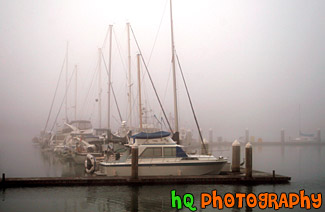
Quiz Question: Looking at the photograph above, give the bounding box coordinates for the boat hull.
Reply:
[73,152,103,164]
[99,160,227,176]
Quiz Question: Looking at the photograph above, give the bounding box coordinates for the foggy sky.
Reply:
[1,0,325,142]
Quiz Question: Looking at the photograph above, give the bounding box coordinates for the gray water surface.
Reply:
[0,139,324,211]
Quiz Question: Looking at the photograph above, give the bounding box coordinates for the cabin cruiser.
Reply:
[95,131,227,176]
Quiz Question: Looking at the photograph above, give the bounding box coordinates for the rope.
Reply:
[175,52,207,154]
[101,51,123,123]
[147,0,169,65]
[43,57,66,133]
[50,67,76,132]
[80,62,98,116]
[130,25,174,134]
[112,28,128,78]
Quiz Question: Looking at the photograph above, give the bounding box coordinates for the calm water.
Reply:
[0,137,324,211]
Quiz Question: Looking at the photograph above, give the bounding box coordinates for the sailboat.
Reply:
[292,105,319,142]
[95,1,227,176]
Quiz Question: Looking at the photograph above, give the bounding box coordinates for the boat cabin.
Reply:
[129,131,188,158]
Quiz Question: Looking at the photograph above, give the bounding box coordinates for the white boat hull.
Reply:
[73,152,103,164]
[99,160,227,177]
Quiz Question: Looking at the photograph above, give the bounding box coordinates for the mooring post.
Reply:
[245,142,252,178]
[273,170,275,178]
[317,128,321,143]
[1,173,5,188]
[131,146,138,180]
[281,129,285,143]
[245,128,249,143]
[232,140,240,172]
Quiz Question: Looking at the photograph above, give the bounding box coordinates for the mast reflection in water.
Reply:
[0,139,324,212]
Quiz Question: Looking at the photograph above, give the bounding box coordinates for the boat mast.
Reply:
[137,54,143,130]
[74,64,77,120]
[170,0,179,142]
[65,41,69,122]
[98,48,102,128]
[107,25,113,130]
[127,23,132,129]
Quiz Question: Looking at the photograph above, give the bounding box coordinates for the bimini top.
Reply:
[130,131,171,139]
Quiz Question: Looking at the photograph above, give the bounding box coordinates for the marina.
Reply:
[1,0,325,211]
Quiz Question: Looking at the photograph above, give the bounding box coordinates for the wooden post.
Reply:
[245,128,249,144]
[317,129,321,143]
[1,173,5,188]
[131,146,138,179]
[232,140,240,172]
[245,142,252,178]
[281,129,285,143]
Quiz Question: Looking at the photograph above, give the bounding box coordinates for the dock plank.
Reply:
[1,170,290,188]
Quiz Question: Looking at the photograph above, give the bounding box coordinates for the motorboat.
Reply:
[96,131,227,176]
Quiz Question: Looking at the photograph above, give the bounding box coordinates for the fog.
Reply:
[1,0,325,142]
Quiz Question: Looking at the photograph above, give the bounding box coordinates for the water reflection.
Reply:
[232,185,242,212]
[246,186,256,212]
[0,143,324,212]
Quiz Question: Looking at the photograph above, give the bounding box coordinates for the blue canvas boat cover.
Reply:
[130,131,171,139]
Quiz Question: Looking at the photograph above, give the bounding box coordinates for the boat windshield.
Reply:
[139,146,187,158]
[140,147,162,158]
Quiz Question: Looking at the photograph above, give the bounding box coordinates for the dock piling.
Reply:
[231,140,240,172]
[245,142,252,178]
[245,128,249,143]
[281,129,285,143]
[1,173,5,188]
[131,146,138,180]
[317,129,321,142]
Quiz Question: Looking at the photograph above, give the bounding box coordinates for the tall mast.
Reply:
[137,54,143,130]
[170,0,179,141]
[107,25,113,129]
[74,65,77,120]
[127,22,132,129]
[98,48,102,128]
[65,41,69,122]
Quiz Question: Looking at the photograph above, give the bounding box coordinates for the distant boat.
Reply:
[292,105,318,142]
[50,120,93,155]
[293,131,317,142]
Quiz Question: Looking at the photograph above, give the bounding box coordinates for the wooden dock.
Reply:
[1,170,290,188]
